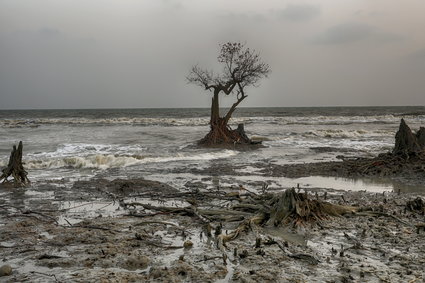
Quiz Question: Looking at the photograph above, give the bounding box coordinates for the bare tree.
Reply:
[187,42,270,145]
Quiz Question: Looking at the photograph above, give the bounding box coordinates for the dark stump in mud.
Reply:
[0,141,30,187]
[261,119,425,181]
[393,119,423,158]
[416,127,425,148]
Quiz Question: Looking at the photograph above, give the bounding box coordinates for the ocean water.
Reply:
[1,106,424,192]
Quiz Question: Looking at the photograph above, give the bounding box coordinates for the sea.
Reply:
[1,106,425,193]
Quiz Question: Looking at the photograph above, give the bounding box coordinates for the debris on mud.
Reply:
[1,176,424,282]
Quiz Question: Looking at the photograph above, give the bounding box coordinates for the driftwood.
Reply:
[0,141,30,187]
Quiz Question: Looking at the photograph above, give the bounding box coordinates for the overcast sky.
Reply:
[1,0,424,109]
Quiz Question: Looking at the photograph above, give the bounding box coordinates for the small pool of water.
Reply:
[280,176,425,194]
[148,173,425,194]
[56,201,122,225]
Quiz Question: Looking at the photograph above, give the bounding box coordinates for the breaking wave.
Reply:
[27,143,146,158]
[264,128,393,141]
[300,129,393,139]
[24,150,238,170]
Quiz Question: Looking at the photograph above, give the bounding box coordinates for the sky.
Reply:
[0,0,424,109]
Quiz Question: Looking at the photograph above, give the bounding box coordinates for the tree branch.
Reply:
[224,82,247,124]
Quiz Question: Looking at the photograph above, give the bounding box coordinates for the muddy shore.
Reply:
[1,159,425,282]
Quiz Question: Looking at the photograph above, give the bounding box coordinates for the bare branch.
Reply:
[188,42,270,96]
[186,65,216,91]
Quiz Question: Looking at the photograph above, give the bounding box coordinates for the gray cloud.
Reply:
[405,48,425,69]
[38,27,61,38]
[354,10,383,18]
[407,48,425,60]
[161,0,183,10]
[0,1,424,109]
[218,12,267,23]
[314,22,402,45]
[279,4,320,22]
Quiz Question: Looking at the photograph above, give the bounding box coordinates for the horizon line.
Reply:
[1,105,424,111]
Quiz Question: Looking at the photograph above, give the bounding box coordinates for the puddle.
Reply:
[25,190,55,198]
[124,198,190,209]
[55,198,191,225]
[146,171,425,195]
[280,176,393,193]
[212,175,425,194]
[56,201,122,225]
[148,226,219,270]
[0,241,16,248]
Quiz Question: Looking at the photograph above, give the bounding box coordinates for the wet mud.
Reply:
[1,170,425,282]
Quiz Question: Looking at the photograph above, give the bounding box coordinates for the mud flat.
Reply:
[1,173,425,283]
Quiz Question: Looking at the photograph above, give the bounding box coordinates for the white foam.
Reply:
[25,150,238,170]
[27,143,146,158]
[301,129,393,139]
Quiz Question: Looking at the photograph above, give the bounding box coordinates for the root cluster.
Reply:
[199,120,254,146]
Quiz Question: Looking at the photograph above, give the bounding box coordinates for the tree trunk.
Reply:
[0,141,30,187]
[199,91,254,146]
[210,91,220,127]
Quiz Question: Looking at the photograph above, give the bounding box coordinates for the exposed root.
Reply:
[217,188,358,247]
[267,188,357,226]
[199,120,257,146]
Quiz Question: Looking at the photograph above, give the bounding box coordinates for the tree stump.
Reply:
[393,119,422,157]
[416,127,425,148]
[236,124,250,143]
[0,141,30,187]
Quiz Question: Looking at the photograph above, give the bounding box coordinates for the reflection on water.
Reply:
[285,176,394,193]
[147,172,425,194]
[246,175,425,194]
